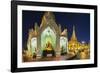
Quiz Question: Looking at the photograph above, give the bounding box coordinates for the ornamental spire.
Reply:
[40,11,55,27]
[70,25,77,41]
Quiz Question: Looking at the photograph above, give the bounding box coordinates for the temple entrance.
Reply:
[41,27,56,57]
[30,38,37,58]
[60,37,67,55]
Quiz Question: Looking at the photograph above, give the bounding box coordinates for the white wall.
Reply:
[0,0,99,73]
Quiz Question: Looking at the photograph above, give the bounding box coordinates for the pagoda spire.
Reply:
[70,25,77,41]
[40,11,55,27]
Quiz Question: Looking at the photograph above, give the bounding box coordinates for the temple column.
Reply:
[37,35,41,58]
[55,35,61,57]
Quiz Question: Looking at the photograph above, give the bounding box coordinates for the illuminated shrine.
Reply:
[27,12,68,57]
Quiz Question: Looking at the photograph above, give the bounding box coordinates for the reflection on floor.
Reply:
[22,50,90,62]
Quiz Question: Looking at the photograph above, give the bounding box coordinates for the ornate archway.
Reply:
[41,27,56,56]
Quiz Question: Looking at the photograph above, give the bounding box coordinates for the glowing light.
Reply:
[60,37,67,53]
[81,41,85,44]
[41,27,56,50]
[31,38,37,53]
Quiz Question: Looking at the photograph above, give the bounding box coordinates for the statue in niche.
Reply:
[42,41,55,57]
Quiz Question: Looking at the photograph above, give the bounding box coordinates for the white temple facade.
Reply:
[27,12,68,57]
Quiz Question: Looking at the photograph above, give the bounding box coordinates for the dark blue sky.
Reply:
[22,10,90,49]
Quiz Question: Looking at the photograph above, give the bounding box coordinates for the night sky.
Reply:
[22,10,90,49]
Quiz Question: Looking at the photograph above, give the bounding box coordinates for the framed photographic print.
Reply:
[11,0,97,72]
